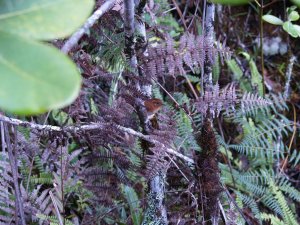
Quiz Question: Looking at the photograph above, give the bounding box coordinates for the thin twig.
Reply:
[187,0,200,30]
[259,0,265,96]
[181,0,190,21]
[118,126,194,164]
[61,0,116,53]
[171,0,188,30]
[183,74,199,99]
[168,155,190,182]
[218,201,228,225]
[152,78,193,121]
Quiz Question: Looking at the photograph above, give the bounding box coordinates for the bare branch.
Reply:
[0,114,194,164]
[61,0,116,54]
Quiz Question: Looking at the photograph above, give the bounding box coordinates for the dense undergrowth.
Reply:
[0,0,300,225]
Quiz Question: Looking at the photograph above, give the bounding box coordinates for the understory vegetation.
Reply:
[0,0,300,224]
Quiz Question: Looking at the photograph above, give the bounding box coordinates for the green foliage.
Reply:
[121,185,143,225]
[172,92,200,152]
[261,181,298,225]
[37,214,74,225]
[99,33,126,73]
[227,58,252,92]
[0,0,94,40]
[212,55,220,82]
[262,15,284,25]
[241,52,264,96]
[0,0,94,115]
[0,1,299,224]
[156,14,183,37]
[0,32,82,115]
[236,192,261,221]
[229,116,292,157]
[218,62,299,223]
[65,180,94,213]
[290,0,300,7]
[263,6,300,38]
[51,109,73,126]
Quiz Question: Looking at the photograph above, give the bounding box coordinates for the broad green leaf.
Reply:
[209,0,252,5]
[227,59,243,80]
[241,52,263,96]
[121,185,142,225]
[0,31,81,115]
[293,24,300,36]
[262,15,283,25]
[288,10,300,21]
[0,0,94,40]
[283,21,299,37]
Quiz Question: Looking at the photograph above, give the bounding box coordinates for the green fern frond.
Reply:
[186,74,201,83]
[172,92,200,151]
[227,59,243,80]
[30,173,53,185]
[289,149,300,167]
[238,169,274,185]
[34,155,46,174]
[267,93,289,113]
[261,213,286,225]
[98,31,125,73]
[278,178,300,202]
[37,213,74,225]
[229,116,292,157]
[263,180,298,225]
[271,181,298,224]
[241,52,263,96]
[236,192,261,222]
[261,193,284,216]
[152,84,164,100]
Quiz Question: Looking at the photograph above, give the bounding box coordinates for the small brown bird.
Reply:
[144,98,163,120]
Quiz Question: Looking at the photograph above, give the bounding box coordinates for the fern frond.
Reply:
[37,213,74,225]
[240,92,272,115]
[289,149,300,167]
[278,178,300,203]
[236,192,261,222]
[229,117,292,157]
[267,181,298,225]
[227,59,243,80]
[261,213,286,225]
[143,33,231,77]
